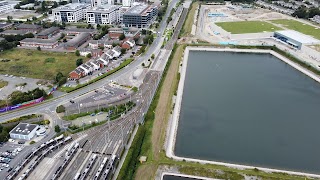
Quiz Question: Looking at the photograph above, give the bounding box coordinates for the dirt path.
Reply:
[135,46,184,180]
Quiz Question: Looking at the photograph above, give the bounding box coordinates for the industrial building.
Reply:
[52,3,91,22]
[20,38,59,49]
[65,32,91,50]
[86,5,121,24]
[122,4,158,28]
[36,27,60,39]
[274,30,320,49]
[16,24,42,33]
[9,123,39,140]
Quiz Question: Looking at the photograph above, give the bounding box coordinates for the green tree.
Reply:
[97,24,101,30]
[56,105,66,113]
[37,46,41,51]
[75,50,80,56]
[6,16,12,23]
[54,125,61,133]
[76,58,83,66]
[119,33,125,40]
[86,53,92,58]
[121,48,126,54]
[151,54,155,59]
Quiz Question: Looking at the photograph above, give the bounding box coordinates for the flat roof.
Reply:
[9,123,38,136]
[125,4,148,15]
[66,32,90,47]
[0,29,28,35]
[16,23,41,29]
[86,4,120,13]
[53,3,89,11]
[275,30,320,44]
[0,22,12,29]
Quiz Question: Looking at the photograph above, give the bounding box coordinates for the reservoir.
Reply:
[175,50,320,173]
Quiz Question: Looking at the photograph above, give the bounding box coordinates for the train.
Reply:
[94,157,108,180]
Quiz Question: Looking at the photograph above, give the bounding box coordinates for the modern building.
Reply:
[86,5,121,25]
[36,27,60,39]
[274,30,320,49]
[65,32,91,50]
[122,4,158,28]
[0,1,14,14]
[16,24,42,33]
[52,3,91,23]
[9,123,39,140]
[20,38,59,49]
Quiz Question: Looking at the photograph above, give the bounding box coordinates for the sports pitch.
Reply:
[270,19,320,40]
[215,21,282,34]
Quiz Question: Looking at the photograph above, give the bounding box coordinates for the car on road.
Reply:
[96,112,103,115]
[70,100,75,103]
[90,113,95,116]
[18,141,25,144]
[8,139,14,143]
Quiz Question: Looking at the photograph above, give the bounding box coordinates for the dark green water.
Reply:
[175,50,320,173]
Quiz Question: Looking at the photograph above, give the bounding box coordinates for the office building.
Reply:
[86,5,121,24]
[52,3,91,23]
[9,123,39,140]
[122,4,158,28]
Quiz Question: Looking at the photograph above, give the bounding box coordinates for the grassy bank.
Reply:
[0,49,87,79]
[180,1,198,37]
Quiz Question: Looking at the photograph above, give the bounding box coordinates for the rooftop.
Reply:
[9,123,38,136]
[125,4,148,15]
[20,38,58,44]
[86,4,120,13]
[65,32,91,47]
[0,30,28,35]
[37,27,60,36]
[53,3,90,11]
[0,22,13,29]
[276,30,320,44]
[16,23,41,29]
[66,28,96,33]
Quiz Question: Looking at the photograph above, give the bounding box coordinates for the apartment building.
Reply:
[52,3,91,23]
[86,4,121,24]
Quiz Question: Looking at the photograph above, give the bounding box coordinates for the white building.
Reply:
[0,1,14,14]
[52,3,91,23]
[9,123,39,140]
[122,0,133,7]
[86,5,121,24]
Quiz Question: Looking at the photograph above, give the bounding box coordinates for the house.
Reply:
[69,68,84,80]
[36,27,60,39]
[88,40,105,49]
[79,64,91,75]
[85,62,95,71]
[16,24,42,33]
[106,49,115,59]
[19,38,59,49]
[112,45,122,57]
[65,32,91,50]
[122,38,135,49]
[99,54,109,65]
[104,39,121,49]
[90,61,100,70]
[91,49,103,57]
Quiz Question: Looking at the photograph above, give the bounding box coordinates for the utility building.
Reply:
[9,123,39,140]
[274,30,320,49]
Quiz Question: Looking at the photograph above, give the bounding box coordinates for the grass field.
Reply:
[0,49,87,80]
[270,19,320,40]
[215,21,282,34]
[0,80,8,88]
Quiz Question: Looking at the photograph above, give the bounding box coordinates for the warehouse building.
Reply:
[16,24,42,33]
[20,38,59,49]
[9,123,39,140]
[52,3,91,23]
[36,27,60,39]
[274,30,320,49]
[122,4,158,28]
[65,32,91,50]
[86,5,121,25]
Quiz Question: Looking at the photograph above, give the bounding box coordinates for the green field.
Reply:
[215,21,282,34]
[0,49,87,80]
[270,19,320,40]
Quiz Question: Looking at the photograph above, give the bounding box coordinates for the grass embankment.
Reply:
[60,58,134,93]
[118,44,317,180]
[1,114,39,124]
[0,49,87,79]
[215,21,282,34]
[180,1,198,37]
[270,19,320,40]
[0,80,8,88]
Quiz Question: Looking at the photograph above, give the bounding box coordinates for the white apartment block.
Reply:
[52,3,91,23]
[0,1,14,14]
[86,5,121,24]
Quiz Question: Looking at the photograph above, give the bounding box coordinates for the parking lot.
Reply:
[0,142,25,176]
[0,74,50,100]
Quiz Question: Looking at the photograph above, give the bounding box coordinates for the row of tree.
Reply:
[292,6,320,18]
[8,88,47,106]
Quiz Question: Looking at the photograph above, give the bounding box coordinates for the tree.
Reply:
[63,38,67,42]
[54,125,61,133]
[292,6,308,18]
[119,33,125,40]
[121,48,126,54]
[76,58,83,66]
[97,24,101,30]
[6,16,12,23]
[75,50,80,56]
[37,46,41,51]
[52,1,58,8]
[86,53,92,58]
[151,54,155,59]
[56,105,66,113]
[141,29,147,35]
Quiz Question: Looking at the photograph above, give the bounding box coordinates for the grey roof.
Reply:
[20,38,58,44]
[113,45,121,52]
[86,62,94,67]
[105,39,120,45]
[107,49,114,56]
[86,4,121,13]
[9,123,38,136]
[0,30,28,35]
[65,32,90,47]
[76,67,84,72]
[53,3,90,11]
[37,27,60,36]
[66,28,96,34]
[0,23,13,29]
[125,4,148,15]
[16,24,41,29]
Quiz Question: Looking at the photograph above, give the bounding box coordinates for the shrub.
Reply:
[56,105,65,113]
